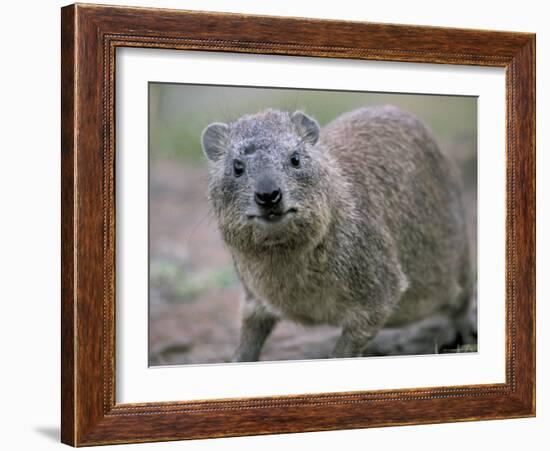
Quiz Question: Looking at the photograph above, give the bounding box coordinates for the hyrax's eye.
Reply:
[290,151,300,168]
[233,159,245,177]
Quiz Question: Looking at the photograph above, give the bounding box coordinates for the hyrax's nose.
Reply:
[254,178,282,207]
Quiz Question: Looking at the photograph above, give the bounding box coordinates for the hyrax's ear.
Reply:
[201,122,229,162]
[291,111,320,146]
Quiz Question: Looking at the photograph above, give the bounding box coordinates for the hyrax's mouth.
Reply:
[247,208,297,224]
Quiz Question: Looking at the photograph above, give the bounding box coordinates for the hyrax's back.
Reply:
[322,105,471,325]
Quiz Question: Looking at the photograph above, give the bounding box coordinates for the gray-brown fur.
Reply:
[201,105,473,361]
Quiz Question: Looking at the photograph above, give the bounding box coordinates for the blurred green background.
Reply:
[148,83,477,366]
[149,83,477,166]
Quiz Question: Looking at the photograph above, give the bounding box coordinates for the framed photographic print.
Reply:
[61,3,536,446]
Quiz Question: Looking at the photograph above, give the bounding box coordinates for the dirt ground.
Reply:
[148,138,477,366]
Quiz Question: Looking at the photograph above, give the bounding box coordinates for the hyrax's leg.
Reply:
[331,265,405,358]
[451,249,476,346]
[232,296,278,362]
[330,321,381,358]
[452,284,476,345]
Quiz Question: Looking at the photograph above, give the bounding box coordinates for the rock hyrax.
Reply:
[201,105,473,361]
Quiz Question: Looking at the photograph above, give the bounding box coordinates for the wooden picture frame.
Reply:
[61,3,535,446]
